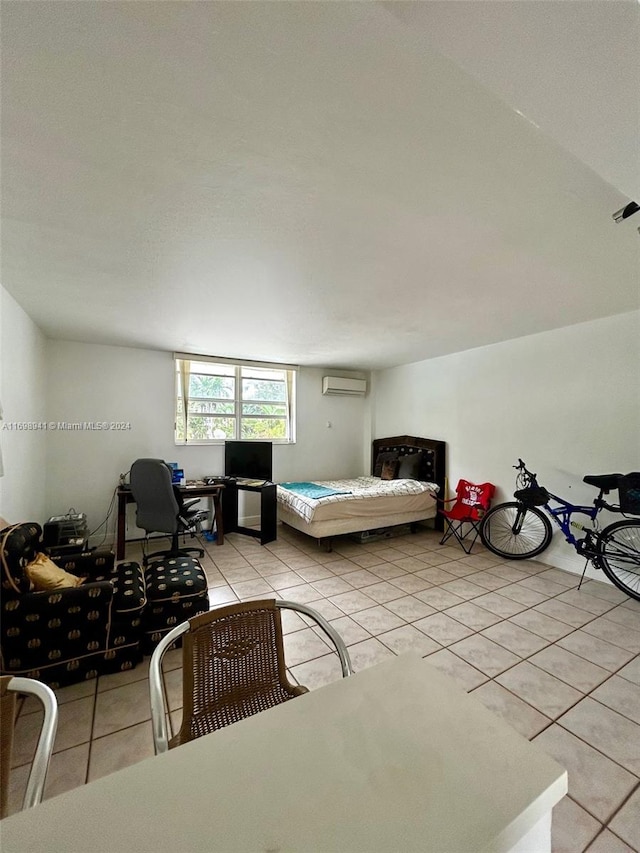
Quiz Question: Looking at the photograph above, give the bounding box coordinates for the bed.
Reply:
[277,435,446,547]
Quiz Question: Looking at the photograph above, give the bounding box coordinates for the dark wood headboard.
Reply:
[372,435,446,530]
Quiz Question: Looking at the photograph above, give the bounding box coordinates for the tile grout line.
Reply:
[84,676,99,786]
[595,779,640,845]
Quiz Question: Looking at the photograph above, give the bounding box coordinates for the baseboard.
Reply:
[531,549,611,585]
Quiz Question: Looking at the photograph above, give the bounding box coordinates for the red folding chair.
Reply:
[438,480,495,554]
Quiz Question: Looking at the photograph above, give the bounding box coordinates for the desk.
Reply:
[222,479,277,545]
[116,484,224,560]
[1,654,566,852]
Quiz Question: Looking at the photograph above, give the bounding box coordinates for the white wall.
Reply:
[11,304,638,576]
[372,311,640,575]
[45,341,369,538]
[0,286,48,523]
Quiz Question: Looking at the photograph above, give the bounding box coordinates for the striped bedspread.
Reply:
[276,476,438,524]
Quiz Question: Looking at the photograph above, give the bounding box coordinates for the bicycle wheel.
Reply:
[596,519,640,601]
[480,502,552,559]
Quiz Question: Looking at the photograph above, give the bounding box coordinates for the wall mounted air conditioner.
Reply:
[322,376,367,397]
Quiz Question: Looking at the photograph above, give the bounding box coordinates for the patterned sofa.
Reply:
[1,523,146,688]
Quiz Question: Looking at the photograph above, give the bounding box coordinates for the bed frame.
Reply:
[278,435,447,547]
[371,435,446,526]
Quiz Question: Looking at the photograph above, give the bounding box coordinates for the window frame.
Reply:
[174,353,297,445]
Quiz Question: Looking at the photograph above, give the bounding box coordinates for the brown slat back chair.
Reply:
[149,599,352,753]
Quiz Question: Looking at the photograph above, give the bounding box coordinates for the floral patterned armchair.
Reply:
[1,523,146,688]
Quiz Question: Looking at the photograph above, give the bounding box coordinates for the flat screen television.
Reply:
[224,441,273,482]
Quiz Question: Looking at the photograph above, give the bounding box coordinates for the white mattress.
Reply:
[277,476,438,524]
[278,505,438,541]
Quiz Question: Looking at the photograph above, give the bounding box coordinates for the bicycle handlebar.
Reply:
[513,459,537,481]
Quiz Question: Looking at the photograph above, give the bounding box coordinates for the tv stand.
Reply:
[222,480,277,545]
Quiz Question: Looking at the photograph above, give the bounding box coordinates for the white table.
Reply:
[2,654,567,852]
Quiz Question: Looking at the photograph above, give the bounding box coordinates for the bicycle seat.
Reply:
[583,474,623,493]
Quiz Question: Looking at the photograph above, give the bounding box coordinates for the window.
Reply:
[175,354,297,443]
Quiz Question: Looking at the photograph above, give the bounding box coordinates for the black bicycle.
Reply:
[479,460,640,601]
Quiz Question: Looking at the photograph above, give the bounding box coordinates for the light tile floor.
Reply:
[7,525,640,852]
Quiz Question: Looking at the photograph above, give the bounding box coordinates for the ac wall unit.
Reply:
[322,376,367,397]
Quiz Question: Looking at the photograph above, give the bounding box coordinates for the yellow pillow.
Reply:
[25,552,85,591]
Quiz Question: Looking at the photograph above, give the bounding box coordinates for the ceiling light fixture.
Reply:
[612,201,640,223]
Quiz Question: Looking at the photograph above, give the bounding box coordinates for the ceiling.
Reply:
[2,1,638,370]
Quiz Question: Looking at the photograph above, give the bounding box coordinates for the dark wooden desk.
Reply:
[116,484,224,560]
[222,480,277,545]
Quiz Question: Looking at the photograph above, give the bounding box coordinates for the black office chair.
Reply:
[130,459,207,565]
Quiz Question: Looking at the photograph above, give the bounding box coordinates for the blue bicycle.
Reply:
[479,460,640,601]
